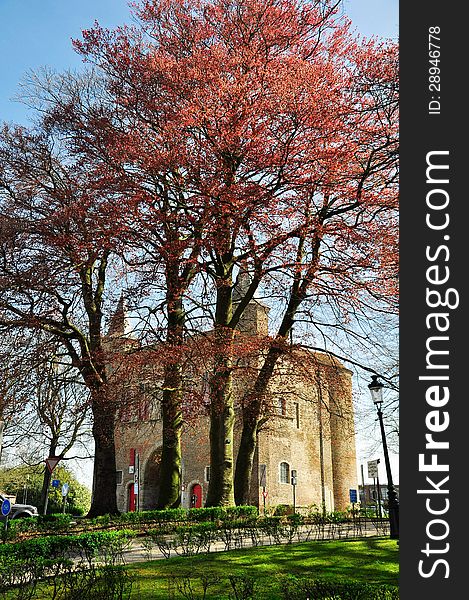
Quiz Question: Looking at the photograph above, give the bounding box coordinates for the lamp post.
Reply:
[368,375,399,540]
[291,470,297,514]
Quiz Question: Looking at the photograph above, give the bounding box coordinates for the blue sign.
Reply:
[349,489,358,503]
[1,498,11,517]
[52,479,60,489]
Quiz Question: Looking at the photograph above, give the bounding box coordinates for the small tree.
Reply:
[0,463,91,515]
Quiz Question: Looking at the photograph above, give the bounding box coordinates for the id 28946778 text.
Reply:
[428,26,441,115]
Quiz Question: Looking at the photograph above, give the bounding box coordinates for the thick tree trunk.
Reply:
[40,462,53,515]
[234,417,258,506]
[157,363,183,508]
[205,282,236,507]
[157,276,184,508]
[88,389,119,517]
[234,346,283,505]
[205,367,235,506]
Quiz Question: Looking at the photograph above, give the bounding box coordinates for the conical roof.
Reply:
[107,294,130,337]
[232,262,268,310]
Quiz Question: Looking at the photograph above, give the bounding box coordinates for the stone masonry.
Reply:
[110,294,358,513]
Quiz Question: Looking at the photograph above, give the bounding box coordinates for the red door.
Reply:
[128,483,137,512]
[191,483,202,508]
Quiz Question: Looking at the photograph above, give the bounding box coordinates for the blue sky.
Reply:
[0,1,398,124]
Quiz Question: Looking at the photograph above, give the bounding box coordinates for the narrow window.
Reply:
[294,402,300,428]
[116,470,123,485]
[205,466,211,482]
[279,461,290,484]
[275,397,286,416]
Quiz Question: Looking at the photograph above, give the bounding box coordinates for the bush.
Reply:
[281,577,399,600]
[225,506,258,521]
[38,514,74,531]
[273,504,294,516]
[228,575,256,600]
[187,507,225,523]
[173,522,218,556]
[121,507,187,525]
[59,564,134,600]
[0,530,133,565]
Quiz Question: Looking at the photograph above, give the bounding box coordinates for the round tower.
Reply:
[232,264,270,336]
[324,358,358,511]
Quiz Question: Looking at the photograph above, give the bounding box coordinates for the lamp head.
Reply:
[368,375,384,407]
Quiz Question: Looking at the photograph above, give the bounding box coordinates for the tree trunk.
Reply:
[205,282,235,507]
[205,367,235,506]
[157,275,185,508]
[157,363,183,508]
[88,388,119,517]
[234,345,283,505]
[40,462,53,515]
[234,417,258,506]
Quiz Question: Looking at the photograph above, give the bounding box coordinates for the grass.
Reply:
[127,537,399,599]
[11,537,398,599]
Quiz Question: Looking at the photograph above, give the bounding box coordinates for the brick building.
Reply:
[109,290,358,513]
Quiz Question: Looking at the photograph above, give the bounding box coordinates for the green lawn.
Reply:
[128,537,399,599]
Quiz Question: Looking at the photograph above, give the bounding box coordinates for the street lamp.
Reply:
[368,375,399,540]
[291,470,297,514]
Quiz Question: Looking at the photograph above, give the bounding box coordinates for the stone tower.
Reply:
[112,281,358,512]
[108,295,130,338]
[232,264,269,337]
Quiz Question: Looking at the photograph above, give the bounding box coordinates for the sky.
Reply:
[0,0,398,124]
[0,0,399,490]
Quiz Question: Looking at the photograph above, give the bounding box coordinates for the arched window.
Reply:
[279,462,290,484]
[275,397,286,416]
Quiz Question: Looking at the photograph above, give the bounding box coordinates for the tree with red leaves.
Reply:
[4,0,398,512]
[28,62,209,508]
[66,0,398,507]
[0,123,130,516]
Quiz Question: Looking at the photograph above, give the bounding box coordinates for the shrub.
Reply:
[187,507,224,523]
[147,527,174,559]
[225,506,258,521]
[137,508,187,524]
[273,504,294,516]
[38,514,74,531]
[228,575,256,600]
[173,522,218,556]
[281,577,399,600]
[0,529,133,566]
[46,564,134,600]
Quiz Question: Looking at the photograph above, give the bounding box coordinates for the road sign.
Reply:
[259,464,267,487]
[52,479,60,489]
[62,483,69,497]
[349,489,358,503]
[46,457,60,474]
[1,498,11,517]
[262,490,268,498]
[367,460,379,478]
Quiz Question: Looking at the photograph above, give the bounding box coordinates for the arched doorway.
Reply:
[143,447,162,509]
[190,483,202,508]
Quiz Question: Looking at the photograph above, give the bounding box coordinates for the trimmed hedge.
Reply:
[6,505,259,540]
[0,529,132,561]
